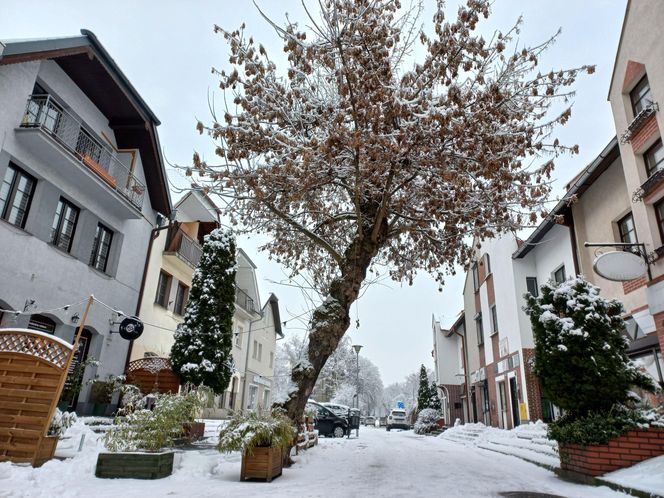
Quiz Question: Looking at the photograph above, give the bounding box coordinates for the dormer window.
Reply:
[630,75,652,116]
[645,139,664,177]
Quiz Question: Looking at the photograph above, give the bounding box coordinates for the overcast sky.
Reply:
[0,0,626,385]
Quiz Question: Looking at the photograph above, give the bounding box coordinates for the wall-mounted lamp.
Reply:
[71,313,80,324]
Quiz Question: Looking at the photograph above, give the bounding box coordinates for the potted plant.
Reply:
[36,408,78,466]
[218,409,296,482]
[90,374,124,416]
[97,390,205,479]
[58,357,99,411]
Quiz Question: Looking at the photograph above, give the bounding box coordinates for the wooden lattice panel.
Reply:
[0,329,73,466]
[126,357,180,395]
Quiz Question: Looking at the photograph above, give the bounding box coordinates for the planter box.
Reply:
[240,446,283,482]
[559,427,664,477]
[34,436,59,467]
[182,422,205,441]
[95,451,175,479]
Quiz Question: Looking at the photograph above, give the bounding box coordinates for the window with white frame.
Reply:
[262,389,270,409]
[553,265,566,284]
[248,385,258,410]
[258,342,263,362]
[252,340,258,359]
[475,313,483,346]
[235,326,243,348]
[471,262,479,292]
[490,305,498,335]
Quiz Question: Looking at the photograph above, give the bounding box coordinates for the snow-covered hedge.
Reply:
[414,408,441,435]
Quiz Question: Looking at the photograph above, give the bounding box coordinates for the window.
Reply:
[618,213,638,254]
[471,262,479,292]
[475,313,483,346]
[155,271,171,307]
[89,223,113,272]
[269,352,274,369]
[248,385,258,410]
[252,340,258,359]
[644,139,664,178]
[490,305,498,335]
[235,326,243,348]
[655,200,664,245]
[258,343,263,362]
[484,254,491,275]
[28,314,56,334]
[174,282,189,316]
[553,265,566,284]
[51,198,79,252]
[526,277,539,297]
[262,389,270,409]
[0,163,36,229]
[630,75,652,116]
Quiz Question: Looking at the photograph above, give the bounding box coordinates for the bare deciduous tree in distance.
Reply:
[191,0,593,423]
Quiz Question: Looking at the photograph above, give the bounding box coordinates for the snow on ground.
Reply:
[0,425,630,498]
[602,454,664,497]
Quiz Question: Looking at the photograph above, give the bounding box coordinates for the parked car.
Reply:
[306,401,349,438]
[364,416,376,426]
[321,402,351,417]
[386,409,410,431]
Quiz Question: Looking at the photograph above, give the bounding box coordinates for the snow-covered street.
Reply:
[0,424,630,498]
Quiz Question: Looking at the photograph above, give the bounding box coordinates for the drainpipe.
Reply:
[122,219,171,372]
[452,327,470,423]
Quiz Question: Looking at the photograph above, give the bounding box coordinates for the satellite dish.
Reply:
[118,317,144,340]
[593,251,647,282]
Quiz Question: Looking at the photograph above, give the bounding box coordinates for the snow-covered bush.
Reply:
[525,276,656,444]
[218,409,296,454]
[413,408,441,435]
[48,408,77,437]
[103,391,206,452]
[170,228,236,394]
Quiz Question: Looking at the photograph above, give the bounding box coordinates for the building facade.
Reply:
[432,312,466,425]
[0,32,171,413]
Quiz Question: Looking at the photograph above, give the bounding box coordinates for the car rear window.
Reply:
[392,411,406,416]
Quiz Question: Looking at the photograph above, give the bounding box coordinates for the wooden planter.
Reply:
[182,422,205,441]
[240,446,283,482]
[34,436,59,467]
[95,451,175,479]
[559,427,664,477]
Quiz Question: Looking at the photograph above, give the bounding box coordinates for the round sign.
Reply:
[593,250,647,282]
[118,316,144,340]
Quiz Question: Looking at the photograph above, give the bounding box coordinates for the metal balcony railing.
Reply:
[235,287,256,314]
[20,95,146,209]
[620,102,659,144]
[633,166,664,202]
[166,228,203,268]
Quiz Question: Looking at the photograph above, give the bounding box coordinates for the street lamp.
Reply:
[352,344,362,437]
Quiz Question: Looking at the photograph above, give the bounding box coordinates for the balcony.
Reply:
[235,287,257,315]
[16,95,146,214]
[164,228,203,268]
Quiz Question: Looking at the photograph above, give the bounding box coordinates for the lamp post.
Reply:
[352,344,362,437]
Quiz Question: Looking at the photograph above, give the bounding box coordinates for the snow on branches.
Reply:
[194,0,593,290]
[170,228,237,394]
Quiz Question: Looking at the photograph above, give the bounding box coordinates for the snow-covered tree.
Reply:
[429,381,442,411]
[170,229,236,394]
[417,364,432,410]
[525,276,654,418]
[194,0,593,421]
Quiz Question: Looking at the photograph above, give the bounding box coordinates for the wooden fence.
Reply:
[126,357,180,395]
[0,328,73,466]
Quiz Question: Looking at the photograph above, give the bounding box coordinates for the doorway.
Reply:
[497,380,509,429]
[509,377,520,427]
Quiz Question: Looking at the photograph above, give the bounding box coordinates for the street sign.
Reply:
[397,401,405,409]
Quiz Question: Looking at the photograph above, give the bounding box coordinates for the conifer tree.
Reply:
[525,276,654,417]
[417,365,431,410]
[429,381,442,411]
[170,228,237,394]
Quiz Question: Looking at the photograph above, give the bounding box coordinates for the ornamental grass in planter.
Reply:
[97,390,206,479]
[218,409,296,482]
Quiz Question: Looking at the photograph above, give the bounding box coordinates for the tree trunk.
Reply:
[280,229,382,424]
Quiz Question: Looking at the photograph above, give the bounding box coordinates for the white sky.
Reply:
[0,0,626,385]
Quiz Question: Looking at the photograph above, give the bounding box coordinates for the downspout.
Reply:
[123,221,171,372]
[452,328,470,423]
[565,211,581,275]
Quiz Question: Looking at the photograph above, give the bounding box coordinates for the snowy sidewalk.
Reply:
[0,424,630,497]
